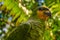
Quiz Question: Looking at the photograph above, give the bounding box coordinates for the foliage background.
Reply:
[0,0,60,40]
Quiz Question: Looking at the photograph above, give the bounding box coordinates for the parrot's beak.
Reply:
[44,11,51,18]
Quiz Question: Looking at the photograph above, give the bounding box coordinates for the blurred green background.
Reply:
[0,0,60,40]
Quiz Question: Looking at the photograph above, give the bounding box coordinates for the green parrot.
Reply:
[5,6,52,40]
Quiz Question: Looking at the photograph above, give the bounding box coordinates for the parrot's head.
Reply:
[37,7,51,21]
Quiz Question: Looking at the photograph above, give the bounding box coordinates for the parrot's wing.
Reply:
[5,20,44,40]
